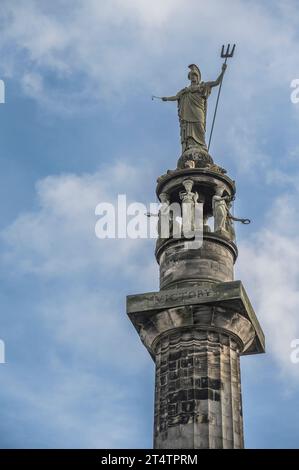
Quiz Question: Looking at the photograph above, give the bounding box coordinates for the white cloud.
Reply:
[1,0,299,105]
[266,169,299,186]
[1,161,156,277]
[226,117,271,174]
[237,191,299,382]
[0,160,158,446]
[0,160,158,369]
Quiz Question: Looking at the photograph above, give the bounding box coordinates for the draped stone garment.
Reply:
[177,82,212,150]
[212,195,228,233]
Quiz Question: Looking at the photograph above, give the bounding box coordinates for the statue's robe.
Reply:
[212,196,228,233]
[177,82,212,151]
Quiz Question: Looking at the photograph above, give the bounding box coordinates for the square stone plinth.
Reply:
[127,280,265,356]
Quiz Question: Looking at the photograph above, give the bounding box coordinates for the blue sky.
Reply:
[0,0,299,448]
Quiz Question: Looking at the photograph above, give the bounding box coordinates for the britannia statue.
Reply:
[153,45,237,170]
[161,63,226,158]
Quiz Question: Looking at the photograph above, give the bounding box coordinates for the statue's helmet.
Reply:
[188,64,201,82]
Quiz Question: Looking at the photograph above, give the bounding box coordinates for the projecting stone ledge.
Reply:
[127,280,265,358]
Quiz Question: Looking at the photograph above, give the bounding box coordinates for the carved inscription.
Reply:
[145,288,213,306]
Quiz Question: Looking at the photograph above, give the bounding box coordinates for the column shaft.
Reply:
[153,328,243,449]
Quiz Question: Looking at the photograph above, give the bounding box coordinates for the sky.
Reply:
[0,0,299,449]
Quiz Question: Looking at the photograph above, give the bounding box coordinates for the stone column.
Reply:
[127,167,265,449]
[154,329,243,449]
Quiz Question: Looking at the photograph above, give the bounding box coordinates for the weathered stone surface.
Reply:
[157,235,237,289]
[153,330,243,448]
[127,280,265,355]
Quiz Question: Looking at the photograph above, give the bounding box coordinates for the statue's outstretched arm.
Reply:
[161,95,178,102]
[206,63,227,88]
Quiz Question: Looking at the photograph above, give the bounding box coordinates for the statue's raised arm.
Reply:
[205,63,227,88]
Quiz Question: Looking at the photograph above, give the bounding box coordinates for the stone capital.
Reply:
[127,280,265,357]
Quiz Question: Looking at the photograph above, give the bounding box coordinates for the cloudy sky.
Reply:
[0,0,299,448]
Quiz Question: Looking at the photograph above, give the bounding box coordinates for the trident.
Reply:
[208,44,236,152]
